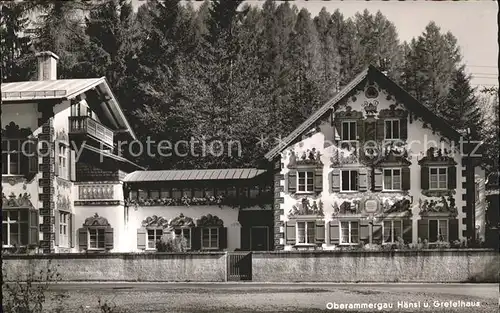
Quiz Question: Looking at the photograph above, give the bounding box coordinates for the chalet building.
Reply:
[1,51,273,253]
[265,66,486,250]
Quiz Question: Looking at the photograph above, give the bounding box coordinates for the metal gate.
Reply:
[227,252,252,281]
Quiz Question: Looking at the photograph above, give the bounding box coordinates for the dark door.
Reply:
[251,227,268,251]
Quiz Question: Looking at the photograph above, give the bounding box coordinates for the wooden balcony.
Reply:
[69,116,114,148]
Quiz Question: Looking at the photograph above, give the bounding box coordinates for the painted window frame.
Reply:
[59,211,70,248]
[339,221,360,245]
[295,220,316,245]
[146,228,164,250]
[384,119,401,140]
[173,227,191,249]
[383,168,402,191]
[87,228,106,250]
[340,169,359,192]
[297,170,315,193]
[382,220,403,244]
[2,209,29,247]
[429,167,447,190]
[429,219,449,242]
[201,227,219,250]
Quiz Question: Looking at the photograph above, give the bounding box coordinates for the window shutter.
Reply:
[314,169,323,193]
[329,220,339,244]
[105,228,114,250]
[70,213,76,248]
[373,168,383,191]
[315,220,325,244]
[359,220,369,243]
[287,171,297,193]
[55,211,60,247]
[448,166,456,189]
[400,118,408,141]
[403,219,412,244]
[356,120,364,141]
[29,210,39,246]
[376,118,385,141]
[372,224,382,244]
[137,228,146,250]
[401,167,411,190]
[331,169,340,192]
[191,227,201,251]
[69,150,76,181]
[219,227,228,250]
[358,168,368,191]
[449,219,459,243]
[417,219,429,241]
[285,222,296,245]
[421,166,429,190]
[54,144,60,176]
[333,118,341,141]
[28,139,39,174]
[78,228,88,251]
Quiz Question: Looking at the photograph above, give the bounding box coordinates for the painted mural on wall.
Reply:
[288,198,324,217]
[2,192,34,208]
[83,213,111,227]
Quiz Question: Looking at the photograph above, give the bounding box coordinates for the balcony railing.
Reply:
[69,116,114,148]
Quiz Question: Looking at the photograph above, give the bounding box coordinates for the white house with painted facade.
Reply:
[265,65,485,251]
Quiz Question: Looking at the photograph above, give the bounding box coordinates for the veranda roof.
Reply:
[124,168,267,182]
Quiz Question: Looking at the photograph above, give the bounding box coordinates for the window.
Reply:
[385,119,400,140]
[341,121,357,141]
[430,167,447,190]
[174,228,191,249]
[383,169,402,191]
[341,170,358,192]
[58,144,67,179]
[147,228,163,249]
[2,139,23,175]
[59,212,70,247]
[383,220,402,243]
[201,227,219,249]
[340,221,359,244]
[296,221,315,244]
[149,190,160,199]
[297,171,314,193]
[88,228,105,249]
[2,210,29,247]
[429,219,448,242]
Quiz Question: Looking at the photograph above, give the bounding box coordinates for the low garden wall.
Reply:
[252,249,499,283]
[2,252,227,282]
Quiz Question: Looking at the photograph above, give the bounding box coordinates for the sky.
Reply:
[131,0,499,88]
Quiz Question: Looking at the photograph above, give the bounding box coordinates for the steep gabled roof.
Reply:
[264,65,462,160]
[1,77,137,140]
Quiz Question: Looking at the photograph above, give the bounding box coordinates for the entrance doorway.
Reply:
[250,226,268,251]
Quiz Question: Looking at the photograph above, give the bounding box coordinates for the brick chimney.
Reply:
[35,51,59,81]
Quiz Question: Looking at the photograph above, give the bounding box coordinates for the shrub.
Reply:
[2,259,61,313]
[156,234,189,252]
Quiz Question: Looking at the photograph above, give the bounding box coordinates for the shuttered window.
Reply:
[147,228,163,249]
[384,119,400,140]
[202,227,219,249]
[383,220,402,243]
[88,228,105,249]
[341,121,357,140]
[174,228,191,249]
[429,219,448,242]
[58,211,70,247]
[296,221,315,244]
[430,167,447,190]
[340,221,359,245]
[297,171,314,193]
[383,168,402,191]
[341,170,358,191]
[2,209,29,247]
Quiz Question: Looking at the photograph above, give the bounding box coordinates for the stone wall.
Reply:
[3,252,227,282]
[252,249,499,283]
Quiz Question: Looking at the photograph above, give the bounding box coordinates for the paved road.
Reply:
[40,283,498,313]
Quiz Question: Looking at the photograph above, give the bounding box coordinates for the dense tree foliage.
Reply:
[1,0,495,171]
